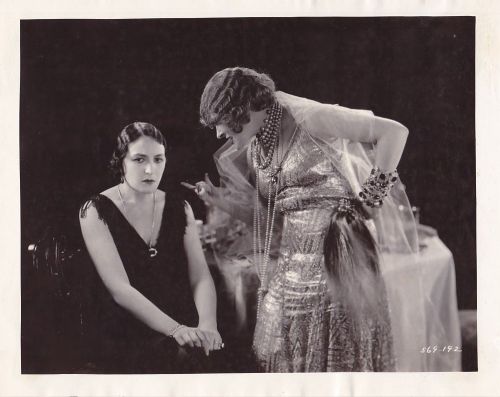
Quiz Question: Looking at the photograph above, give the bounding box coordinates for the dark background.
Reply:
[20,17,475,371]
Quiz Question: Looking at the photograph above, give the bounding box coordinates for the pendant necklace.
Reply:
[118,185,158,258]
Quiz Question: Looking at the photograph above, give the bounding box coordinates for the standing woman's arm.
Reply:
[308,103,409,171]
[306,102,408,210]
[79,204,205,349]
[366,116,409,171]
[183,202,222,350]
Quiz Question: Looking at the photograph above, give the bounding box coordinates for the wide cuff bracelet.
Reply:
[358,167,399,208]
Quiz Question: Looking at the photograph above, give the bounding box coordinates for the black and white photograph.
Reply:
[20,16,476,374]
[2,0,500,395]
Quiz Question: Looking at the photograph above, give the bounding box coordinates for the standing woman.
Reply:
[79,122,222,373]
[191,67,417,372]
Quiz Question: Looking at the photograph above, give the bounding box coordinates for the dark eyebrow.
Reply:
[129,152,165,158]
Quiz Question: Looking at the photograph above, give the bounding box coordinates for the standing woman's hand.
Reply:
[362,204,382,221]
[181,174,222,207]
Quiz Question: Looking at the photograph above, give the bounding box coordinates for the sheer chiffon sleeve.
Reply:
[275,91,375,143]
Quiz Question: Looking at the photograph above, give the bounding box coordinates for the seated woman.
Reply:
[79,122,222,373]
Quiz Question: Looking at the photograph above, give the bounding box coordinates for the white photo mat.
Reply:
[1,0,498,395]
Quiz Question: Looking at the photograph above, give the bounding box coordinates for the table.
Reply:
[382,235,461,371]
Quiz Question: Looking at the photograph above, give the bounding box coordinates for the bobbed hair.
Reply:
[109,121,167,181]
[199,67,276,133]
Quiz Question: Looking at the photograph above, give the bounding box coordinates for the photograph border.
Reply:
[1,0,499,395]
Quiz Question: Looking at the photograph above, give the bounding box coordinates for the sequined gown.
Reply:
[251,127,395,372]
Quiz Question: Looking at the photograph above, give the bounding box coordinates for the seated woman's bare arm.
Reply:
[183,202,223,353]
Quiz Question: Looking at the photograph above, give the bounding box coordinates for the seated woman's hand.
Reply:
[171,325,208,351]
[198,326,223,355]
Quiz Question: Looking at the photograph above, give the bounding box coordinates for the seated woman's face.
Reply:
[122,135,166,193]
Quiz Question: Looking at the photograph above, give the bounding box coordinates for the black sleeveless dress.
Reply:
[79,193,201,373]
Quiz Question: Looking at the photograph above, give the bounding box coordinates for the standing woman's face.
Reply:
[215,109,268,149]
[122,136,166,193]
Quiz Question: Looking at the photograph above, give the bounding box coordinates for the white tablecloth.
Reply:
[382,236,461,371]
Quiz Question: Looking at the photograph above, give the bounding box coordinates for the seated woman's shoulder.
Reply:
[79,187,116,223]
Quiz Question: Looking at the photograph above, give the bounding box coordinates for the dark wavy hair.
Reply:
[199,67,276,133]
[109,121,167,181]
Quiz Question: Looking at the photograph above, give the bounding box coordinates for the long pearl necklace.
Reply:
[253,105,299,319]
[118,185,158,258]
[253,102,282,170]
